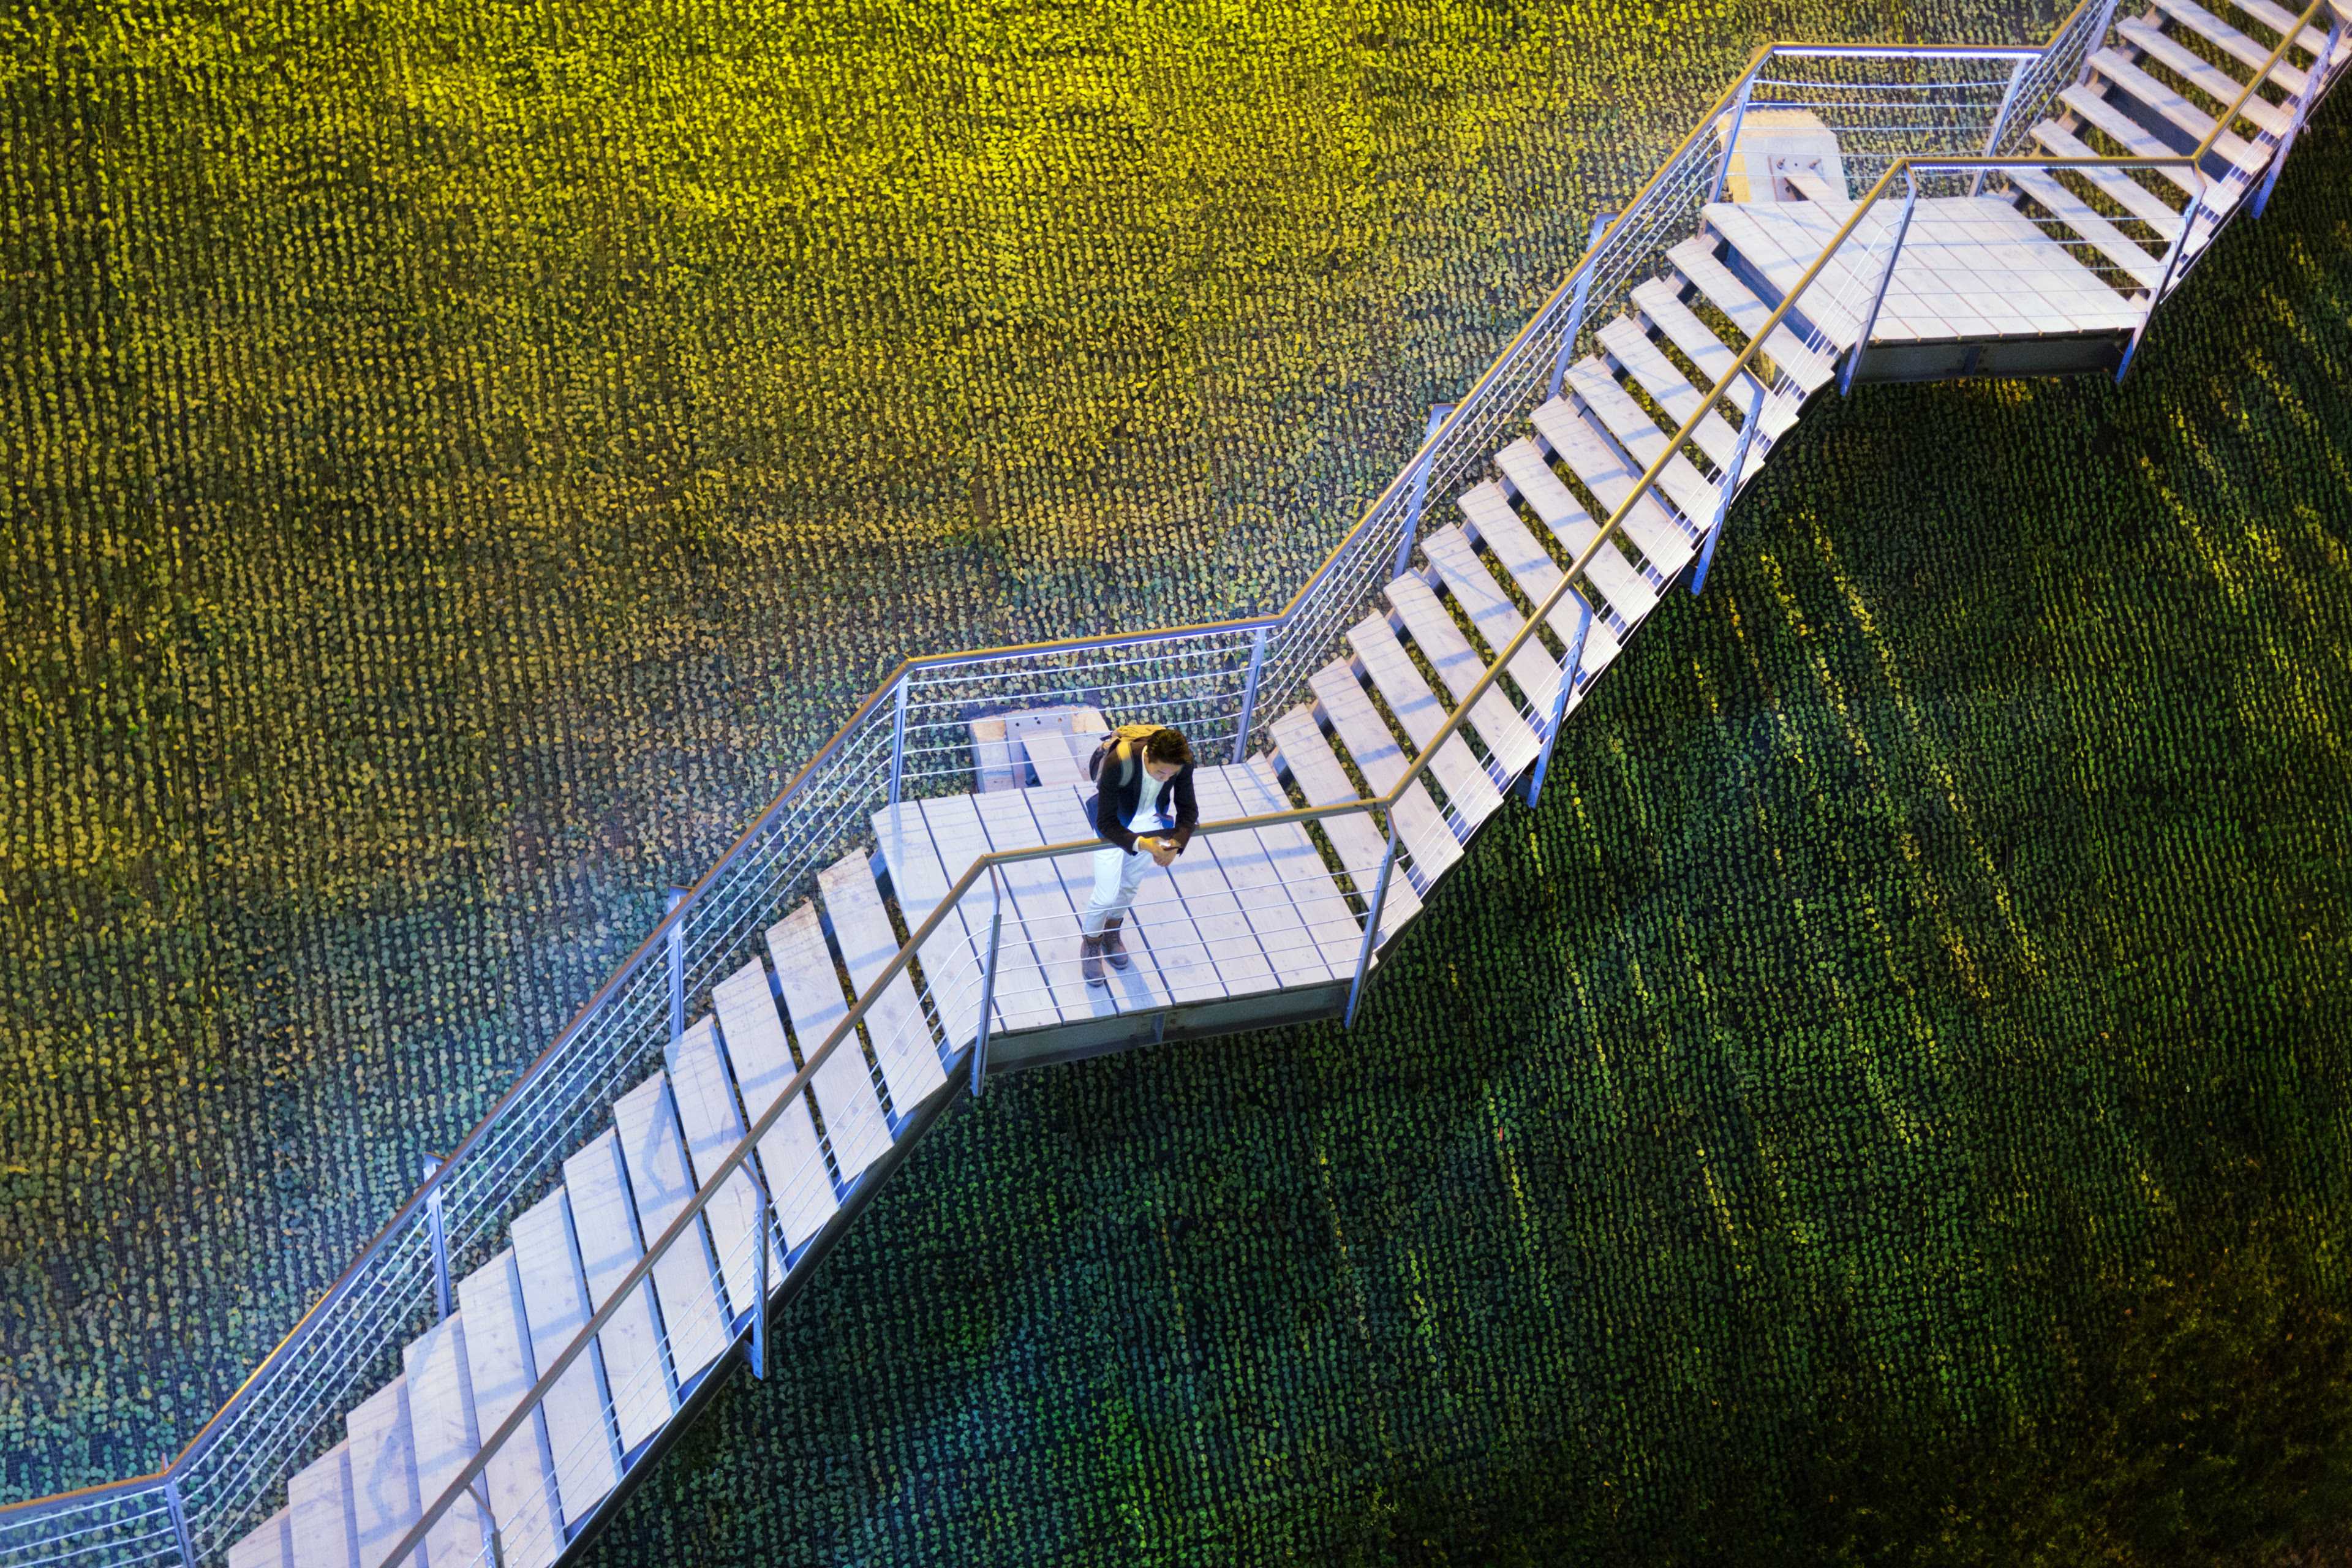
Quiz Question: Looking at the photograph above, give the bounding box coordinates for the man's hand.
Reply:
[1141,836,1180,868]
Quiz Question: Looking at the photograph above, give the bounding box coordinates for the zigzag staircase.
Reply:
[5,2,2347,1564]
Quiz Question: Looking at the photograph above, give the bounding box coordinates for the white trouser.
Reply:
[1082,813,1172,936]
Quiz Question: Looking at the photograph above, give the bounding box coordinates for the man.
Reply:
[1080,725,1197,987]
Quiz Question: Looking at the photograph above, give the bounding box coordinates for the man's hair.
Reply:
[1142,728,1193,768]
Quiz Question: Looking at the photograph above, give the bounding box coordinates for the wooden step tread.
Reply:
[452,1251,565,1568]
[665,1016,781,1321]
[1594,316,1774,472]
[764,901,894,1180]
[2150,0,2312,92]
[2230,0,2338,56]
[288,1439,359,1568]
[1308,663,1465,877]
[345,1376,421,1568]
[865,804,989,1053]
[711,958,840,1251]
[612,1074,735,1385]
[2027,121,2191,234]
[1384,575,1542,773]
[1420,524,1574,707]
[561,1129,675,1454]
[1663,241,1840,392]
[1528,398,1697,575]
[2116,18,2293,133]
[2058,85,2208,194]
[1348,613,1507,827]
[400,1314,492,1568]
[507,1191,620,1528]
[816,848,948,1112]
[2090,49,2267,170]
[1565,357,1722,524]
[227,1509,293,1568]
[1463,467,1652,638]
[1627,279,1772,412]
[2008,169,2169,290]
[1267,706,1422,930]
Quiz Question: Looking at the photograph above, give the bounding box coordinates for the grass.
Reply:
[4,0,2350,1562]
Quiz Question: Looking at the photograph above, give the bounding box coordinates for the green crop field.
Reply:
[5,0,2351,1563]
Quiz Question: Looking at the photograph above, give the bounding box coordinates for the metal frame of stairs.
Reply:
[5,1,2346,1561]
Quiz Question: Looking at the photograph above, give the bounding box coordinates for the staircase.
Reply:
[6,2,2347,1564]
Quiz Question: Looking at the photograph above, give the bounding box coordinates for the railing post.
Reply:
[422,1154,451,1321]
[664,886,688,1045]
[1344,820,1402,1028]
[970,867,1004,1096]
[1391,404,1455,580]
[1520,591,1592,810]
[747,1191,770,1379]
[2253,12,2342,217]
[2118,175,2202,382]
[1708,75,1757,205]
[1692,379,1768,598]
[887,677,910,807]
[163,1476,198,1568]
[1969,58,2031,192]
[1545,209,1617,401]
[1840,170,1918,396]
[1231,625,1270,764]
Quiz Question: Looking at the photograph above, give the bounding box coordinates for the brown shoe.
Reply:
[1100,915,1133,972]
[1080,933,1107,987]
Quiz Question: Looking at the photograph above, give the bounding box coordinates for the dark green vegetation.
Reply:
[4,0,2351,1562]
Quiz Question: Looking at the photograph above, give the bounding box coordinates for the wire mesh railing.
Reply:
[8,4,2347,1563]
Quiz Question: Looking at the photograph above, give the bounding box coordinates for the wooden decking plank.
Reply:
[1384,574,1541,772]
[1016,782,1200,1008]
[228,1510,294,1568]
[2027,120,2190,233]
[560,1130,674,1454]
[816,850,948,1112]
[611,1075,735,1385]
[663,1017,777,1320]
[1594,316,1762,475]
[451,1252,564,1568]
[399,1316,491,1568]
[1347,613,1508,829]
[1266,706,1423,934]
[2226,0,2337,56]
[908,793,1063,1033]
[1453,477,1632,677]
[288,1441,360,1568]
[2117,18,2293,132]
[2153,0,2313,89]
[1308,663,1463,879]
[2008,169,2169,289]
[1564,358,1722,524]
[867,802,987,1051]
[709,959,839,1251]
[1230,754,1373,975]
[1487,446,1659,629]
[346,1378,420,1568]
[1528,398,1698,575]
[1142,772,1283,1000]
[1180,767,1341,987]
[968,789,1104,1025]
[506,1192,620,1527]
[2090,50,2267,170]
[1662,241,1840,393]
[764,902,894,1180]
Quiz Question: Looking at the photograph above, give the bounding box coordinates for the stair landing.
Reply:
[1706,195,2147,377]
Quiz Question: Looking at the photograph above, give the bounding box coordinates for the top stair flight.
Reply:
[6,2,2346,1564]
